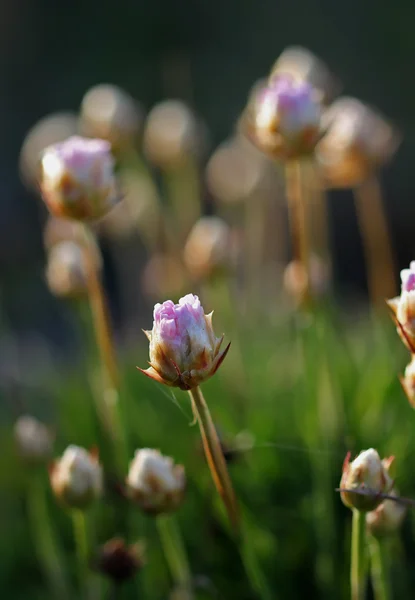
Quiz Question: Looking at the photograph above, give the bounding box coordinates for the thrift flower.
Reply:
[388,262,415,351]
[340,449,394,512]
[139,294,230,390]
[366,490,406,538]
[126,448,185,515]
[39,135,119,220]
[49,445,103,509]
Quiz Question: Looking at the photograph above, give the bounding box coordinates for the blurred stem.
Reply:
[81,225,128,473]
[27,471,69,599]
[71,509,90,598]
[156,514,193,596]
[353,176,396,306]
[239,513,274,600]
[164,161,202,244]
[244,194,267,313]
[369,535,390,600]
[188,385,239,532]
[351,509,367,600]
[285,160,311,305]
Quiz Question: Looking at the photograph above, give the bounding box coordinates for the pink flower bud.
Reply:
[139,294,230,390]
[243,74,321,160]
[39,136,119,220]
[340,449,394,512]
[394,262,415,349]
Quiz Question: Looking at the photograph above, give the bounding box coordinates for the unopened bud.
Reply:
[49,445,103,509]
[126,448,185,515]
[183,216,234,280]
[317,97,400,188]
[80,84,143,152]
[366,490,406,538]
[143,100,205,169]
[340,449,394,512]
[95,538,145,584]
[400,357,415,407]
[45,240,101,299]
[39,136,120,220]
[14,415,54,464]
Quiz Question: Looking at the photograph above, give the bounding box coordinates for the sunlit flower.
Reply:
[39,136,119,220]
[14,415,54,464]
[242,74,322,160]
[340,449,394,512]
[139,294,230,390]
[126,448,185,515]
[49,445,103,509]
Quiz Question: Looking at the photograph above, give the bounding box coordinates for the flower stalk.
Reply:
[351,508,367,600]
[369,535,390,600]
[156,514,193,597]
[72,509,90,598]
[188,385,239,532]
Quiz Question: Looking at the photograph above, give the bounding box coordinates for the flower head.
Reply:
[340,449,394,512]
[14,415,54,464]
[242,74,322,160]
[387,261,415,351]
[317,97,400,188]
[94,538,145,584]
[45,240,101,299]
[366,490,406,538]
[39,135,119,220]
[49,445,103,509]
[126,448,185,515]
[139,294,230,390]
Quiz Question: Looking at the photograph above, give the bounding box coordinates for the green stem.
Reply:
[156,514,193,596]
[27,472,69,598]
[351,509,367,600]
[188,385,239,532]
[369,535,390,600]
[239,512,274,600]
[72,509,90,597]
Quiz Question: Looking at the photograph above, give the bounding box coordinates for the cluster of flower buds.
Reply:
[241,71,322,161]
[126,448,185,515]
[14,415,54,465]
[317,97,400,189]
[49,445,103,509]
[340,448,394,512]
[39,136,120,221]
[139,294,230,390]
[94,537,145,585]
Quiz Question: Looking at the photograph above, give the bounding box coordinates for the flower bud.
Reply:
[317,97,400,189]
[283,256,329,305]
[80,84,143,152]
[143,100,206,169]
[14,415,54,464]
[95,538,145,584]
[126,448,185,515]
[139,294,230,390]
[43,216,84,251]
[49,445,103,509]
[183,216,234,280]
[39,136,120,220]
[270,46,340,105]
[366,490,406,538]
[20,112,79,191]
[45,240,101,299]
[242,74,322,160]
[340,449,394,512]
[400,357,415,407]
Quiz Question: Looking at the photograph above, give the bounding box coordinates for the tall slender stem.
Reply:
[285,160,311,304]
[156,514,193,597]
[353,176,396,306]
[81,225,128,473]
[27,472,69,599]
[351,509,367,600]
[72,509,90,598]
[369,535,390,600]
[188,385,239,532]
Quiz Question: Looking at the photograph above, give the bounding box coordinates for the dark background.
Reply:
[1,0,414,347]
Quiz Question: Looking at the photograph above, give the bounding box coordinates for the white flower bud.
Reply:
[366,490,406,538]
[340,449,393,512]
[50,445,103,509]
[14,415,54,464]
[126,449,185,515]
